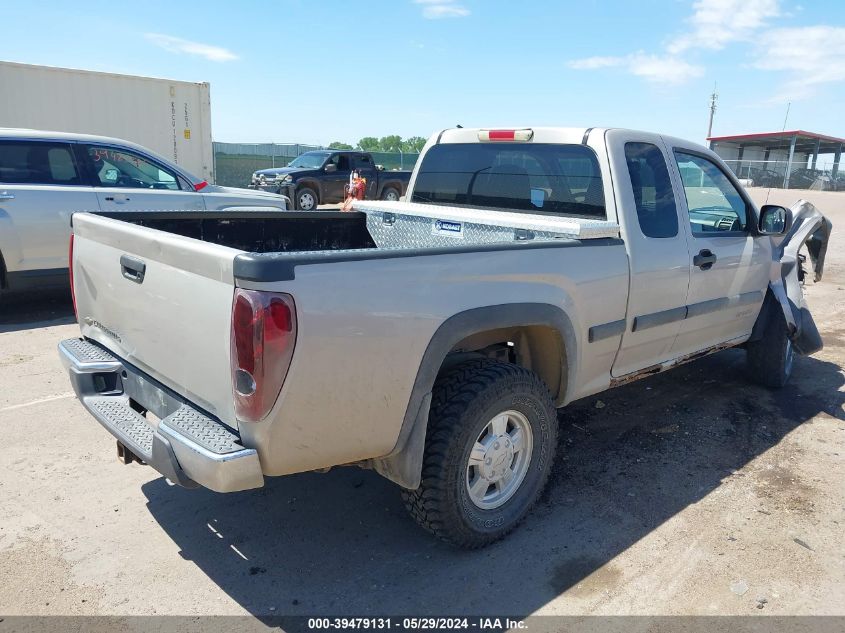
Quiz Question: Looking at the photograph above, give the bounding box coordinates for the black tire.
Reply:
[295,187,318,211]
[402,360,558,548]
[381,186,400,202]
[747,311,794,388]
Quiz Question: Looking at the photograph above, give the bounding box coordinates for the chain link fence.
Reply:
[213,142,420,187]
[721,159,845,191]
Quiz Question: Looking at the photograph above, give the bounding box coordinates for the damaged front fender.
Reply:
[765,200,832,356]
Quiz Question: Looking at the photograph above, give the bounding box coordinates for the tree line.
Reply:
[327,136,427,153]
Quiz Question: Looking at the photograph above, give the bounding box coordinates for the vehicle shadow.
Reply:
[141,349,844,624]
[0,290,75,333]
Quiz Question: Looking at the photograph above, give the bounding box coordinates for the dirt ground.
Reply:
[0,188,843,621]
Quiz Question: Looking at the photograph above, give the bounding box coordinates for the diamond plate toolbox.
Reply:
[351,200,620,250]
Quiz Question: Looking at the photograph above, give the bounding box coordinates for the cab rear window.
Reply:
[411,143,605,219]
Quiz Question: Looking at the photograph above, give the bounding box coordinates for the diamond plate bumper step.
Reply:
[59,338,264,492]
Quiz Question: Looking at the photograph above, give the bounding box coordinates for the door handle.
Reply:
[693,249,717,270]
[105,194,130,203]
[0,191,15,201]
[120,254,146,284]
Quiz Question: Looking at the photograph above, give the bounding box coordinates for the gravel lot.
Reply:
[0,189,843,619]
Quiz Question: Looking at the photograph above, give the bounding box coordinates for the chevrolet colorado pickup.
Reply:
[249,150,411,209]
[59,127,830,548]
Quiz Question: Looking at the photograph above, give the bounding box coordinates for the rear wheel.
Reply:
[295,187,318,211]
[402,360,558,548]
[747,311,794,388]
[381,187,400,202]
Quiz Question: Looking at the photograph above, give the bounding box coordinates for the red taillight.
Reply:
[478,129,534,142]
[68,234,78,320]
[194,180,208,191]
[231,289,297,422]
[489,130,516,141]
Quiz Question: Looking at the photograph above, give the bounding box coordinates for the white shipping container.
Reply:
[0,61,214,182]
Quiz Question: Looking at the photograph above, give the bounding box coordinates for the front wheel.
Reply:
[381,187,400,202]
[402,360,558,548]
[295,187,318,211]
[747,311,794,388]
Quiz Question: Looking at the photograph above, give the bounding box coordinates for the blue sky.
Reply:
[1,0,843,145]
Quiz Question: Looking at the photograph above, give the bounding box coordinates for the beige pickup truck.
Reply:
[59,127,830,548]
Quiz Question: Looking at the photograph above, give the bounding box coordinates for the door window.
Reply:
[325,154,350,171]
[353,154,373,170]
[624,142,678,238]
[0,141,81,185]
[674,151,748,234]
[87,146,180,190]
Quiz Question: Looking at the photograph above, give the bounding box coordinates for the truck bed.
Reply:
[70,204,626,438]
[96,202,619,258]
[95,210,377,253]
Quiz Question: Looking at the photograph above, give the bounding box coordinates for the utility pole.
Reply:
[706,84,718,140]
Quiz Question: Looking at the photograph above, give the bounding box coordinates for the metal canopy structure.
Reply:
[708,130,844,189]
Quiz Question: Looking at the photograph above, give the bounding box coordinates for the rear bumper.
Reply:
[59,338,264,493]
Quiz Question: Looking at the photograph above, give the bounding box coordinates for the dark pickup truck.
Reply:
[249,150,412,210]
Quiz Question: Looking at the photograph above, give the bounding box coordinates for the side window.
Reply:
[624,142,678,238]
[354,154,373,170]
[87,146,180,190]
[0,141,81,185]
[337,154,351,171]
[674,151,748,233]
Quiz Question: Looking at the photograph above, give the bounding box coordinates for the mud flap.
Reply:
[766,200,831,356]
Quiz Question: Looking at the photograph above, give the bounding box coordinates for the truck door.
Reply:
[81,144,205,212]
[666,146,769,356]
[605,131,692,377]
[323,153,352,202]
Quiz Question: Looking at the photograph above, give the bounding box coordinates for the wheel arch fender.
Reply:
[370,303,577,489]
[295,179,322,203]
[761,280,823,356]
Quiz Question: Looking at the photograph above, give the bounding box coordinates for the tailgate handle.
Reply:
[120,255,146,284]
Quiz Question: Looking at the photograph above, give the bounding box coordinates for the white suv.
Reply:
[0,128,289,293]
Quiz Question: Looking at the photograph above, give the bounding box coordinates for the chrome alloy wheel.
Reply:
[298,191,316,210]
[465,410,533,510]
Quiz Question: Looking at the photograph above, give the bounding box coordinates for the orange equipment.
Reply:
[341,170,367,211]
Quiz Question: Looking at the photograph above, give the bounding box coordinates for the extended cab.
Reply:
[60,127,830,548]
[250,150,411,209]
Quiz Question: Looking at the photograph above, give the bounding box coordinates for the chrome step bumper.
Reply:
[59,338,263,493]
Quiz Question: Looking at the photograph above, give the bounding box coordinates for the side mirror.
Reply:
[758,205,792,235]
[324,164,337,173]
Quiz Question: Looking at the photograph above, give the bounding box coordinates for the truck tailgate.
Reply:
[71,212,241,426]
